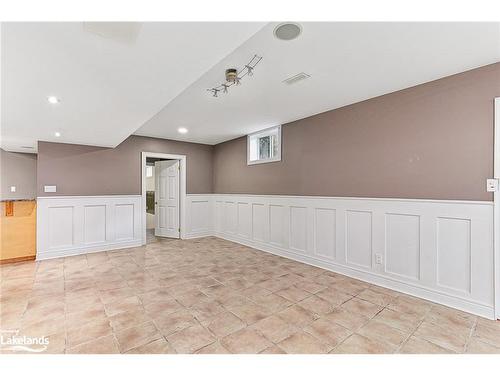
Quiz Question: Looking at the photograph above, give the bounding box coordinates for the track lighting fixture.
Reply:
[207,54,262,97]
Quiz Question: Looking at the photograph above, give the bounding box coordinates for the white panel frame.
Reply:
[141,152,186,244]
[494,96,500,319]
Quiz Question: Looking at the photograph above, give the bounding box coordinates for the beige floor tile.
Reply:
[252,315,299,343]
[275,286,311,302]
[20,316,66,338]
[399,336,452,354]
[190,300,226,321]
[303,318,352,347]
[66,306,108,327]
[67,335,120,354]
[22,302,65,325]
[195,341,231,354]
[155,309,197,336]
[125,338,176,354]
[413,321,467,353]
[174,290,210,307]
[221,327,272,354]
[228,302,271,325]
[298,295,335,316]
[109,310,152,332]
[167,324,215,354]
[278,331,332,354]
[324,308,369,331]
[387,295,433,317]
[341,297,383,318]
[332,334,394,354]
[144,299,183,317]
[466,338,500,353]
[104,296,143,317]
[472,321,500,348]
[41,332,67,354]
[204,311,246,338]
[294,280,328,294]
[250,293,293,313]
[315,287,353,306]
[372,308,422,333]
[138,288,173,305]
[114,321,161,353]
[67,319,113,348]
[277,305,318,328]
[356,288,396,307]
[357,320,408,348]
[259,345,286,354]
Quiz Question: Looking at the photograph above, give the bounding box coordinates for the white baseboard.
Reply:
[36,239,142,261]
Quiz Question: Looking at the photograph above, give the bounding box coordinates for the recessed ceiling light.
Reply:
[178,127,188,134]
[274,23,302,41]
[48,96,60,104]
[54,132,61,137]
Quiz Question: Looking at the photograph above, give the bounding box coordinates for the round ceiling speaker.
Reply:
[274,22,302,41]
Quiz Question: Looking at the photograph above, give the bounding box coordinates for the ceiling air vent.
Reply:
[282,72,311,85]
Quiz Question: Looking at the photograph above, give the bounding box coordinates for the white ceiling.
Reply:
[136,22,500,145]
[0,22,265,152]
[2,22,499,152]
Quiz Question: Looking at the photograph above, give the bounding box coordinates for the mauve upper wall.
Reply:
[213,63,500,201]
[37,135,214,196]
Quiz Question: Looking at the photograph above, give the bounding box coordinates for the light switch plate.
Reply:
[44,185,57,193]
[10,186,16,192]
[486,179,498,192]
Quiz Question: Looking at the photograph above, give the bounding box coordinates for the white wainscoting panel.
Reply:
[204,194,494,319]
[37,195,142,260]
[185,195,214,239]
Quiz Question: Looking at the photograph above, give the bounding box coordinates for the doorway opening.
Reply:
[141,152,186,245]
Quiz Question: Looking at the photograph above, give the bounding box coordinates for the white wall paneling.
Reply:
[201,194,494,319]
[185,195,214,239]
[37,195,142,260]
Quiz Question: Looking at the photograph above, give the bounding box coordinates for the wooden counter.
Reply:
[0,200,36,263]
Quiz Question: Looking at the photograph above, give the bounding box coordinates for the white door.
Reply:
[155,160,180,238]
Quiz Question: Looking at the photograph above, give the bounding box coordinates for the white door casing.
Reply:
[494,97,500,319]
[155,160,180,238]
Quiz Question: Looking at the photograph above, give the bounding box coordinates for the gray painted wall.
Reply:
[37,135,213,196]
[0,148,37,200]
[213,63,500,201]
[35,63,500,201]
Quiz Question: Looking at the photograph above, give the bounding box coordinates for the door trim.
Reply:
[141,152,187,244]
[494,97,500,319]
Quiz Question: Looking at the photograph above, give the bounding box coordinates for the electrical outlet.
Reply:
[486,178,499,192]
[375,253,383,264]
[10,186,16,192]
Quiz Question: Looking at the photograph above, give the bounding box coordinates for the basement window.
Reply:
[247,125,282,165]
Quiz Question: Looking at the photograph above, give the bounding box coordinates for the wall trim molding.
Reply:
[210,193,493,206]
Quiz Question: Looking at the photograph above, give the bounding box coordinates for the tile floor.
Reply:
[1,236,500,354]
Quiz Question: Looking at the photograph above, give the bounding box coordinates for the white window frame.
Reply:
[247,125,282,165]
